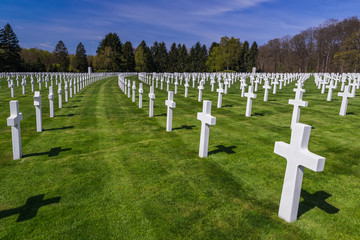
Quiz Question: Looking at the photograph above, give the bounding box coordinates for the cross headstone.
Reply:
[127,80,131,98]
[174,80,178,94]
[274,123,325,222]
[197,100,216,158]
[210,78,215,92]
[21,78,26,95]
[240,79,247,97]
[7,101,23,160]
[138,83,143,108]
[64,81,69,102]
[33,91,42,132]
[165,91,176,132]
[244,86,257,117]
[148,86,155,117]
[58,84,62,108]
[326,80,336,101]
[289,86,308,128]
[263,81,271,102]
[184,79,189,98]
[48,86,54,118]
[10,80,15,98]
[338,85,355,116]
[198,81,204,102]
[217,83,224,108]
[31,78,34,92]
[132,81,136,102]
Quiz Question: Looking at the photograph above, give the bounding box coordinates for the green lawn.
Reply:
[0,74,359,239]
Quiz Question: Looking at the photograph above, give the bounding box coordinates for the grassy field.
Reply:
[0,74,359,239]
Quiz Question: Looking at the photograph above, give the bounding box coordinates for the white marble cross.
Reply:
[132,81,136,102]
[166,79,170,92]
[127,80,131,98]
[58,84,63,108]
[197,100,216,158]
[174,80,178,94]
[7,100,23,160]
[272,80,279,94]
[124,80,127,95]
[263,81,271,102]
[338,85,355,116]
[289,86,308,128]
[69,79,73,98]
[184,80,189,98]
[148,86,155,117]
[64,81,69,102]
[31,78,34,92]
[244,86,257,117]
[217,83,224,108]
[198,81,204,102]
[138,83,143,108]
[274,123,325,222]
[48,86,54,118]
[10,80,15,98]
[21,79,26,95]
[210,78,215,92]
[326,80,336,101]
[165,91,176,132]
[240,79,247,97]
[34,91,42,132]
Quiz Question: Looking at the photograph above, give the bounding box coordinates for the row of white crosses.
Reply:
[275,77,325,222]
[118,72,350,224]
[314,73,357,115]
[6,73,113,160]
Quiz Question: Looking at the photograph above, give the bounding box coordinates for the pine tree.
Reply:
[0,23,22,71]
[75,42,88,72]
[167,43,178,72]
[97,33,122,71]
[247,41,258,72]
[122,41,135,72]
[151,41,160,72]
[157,42,168,72]
[178,44,188,72]
[239,41,249,72]
[54,40,70,72]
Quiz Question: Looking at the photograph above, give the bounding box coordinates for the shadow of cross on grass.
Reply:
[298,190,339,218]
[22,147,71,158]
[0,194,60,222]
[208,145,237,156]
[172,125,196,131]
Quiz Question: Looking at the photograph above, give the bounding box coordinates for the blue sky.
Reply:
[1,0,359,55]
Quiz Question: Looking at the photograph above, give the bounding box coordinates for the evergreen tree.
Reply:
[239,41,249,72]
[247,41,258,72]
[97,32,122,71]
[0,23,22,71]
[151,41,160,72]
[54,40,70,72]
[75,42,88,72]
[122,41,135,72]
[178,44,188,72]
[156,42,168,72]
[167,43,178,72]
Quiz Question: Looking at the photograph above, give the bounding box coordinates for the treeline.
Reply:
[91,33,258,73]
[257,16,360,73]
[0,23,258,73]
[1,16,359,73]
[0,23,88,72]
